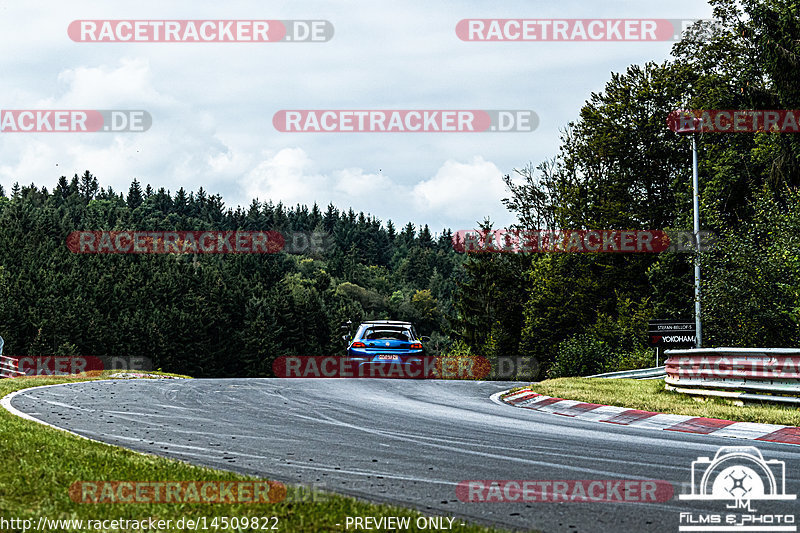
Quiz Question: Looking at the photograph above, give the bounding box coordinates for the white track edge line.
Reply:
[1,381,186,461]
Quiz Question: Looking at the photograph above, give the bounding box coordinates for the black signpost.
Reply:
[648,319,697,365]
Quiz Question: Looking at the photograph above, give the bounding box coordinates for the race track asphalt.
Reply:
[9,379,800,532]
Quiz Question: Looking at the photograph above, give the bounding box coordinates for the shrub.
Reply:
[615,347,656,371]
[548,334,616,378]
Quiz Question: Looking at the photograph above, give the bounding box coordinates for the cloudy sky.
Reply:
[0,0,713,232]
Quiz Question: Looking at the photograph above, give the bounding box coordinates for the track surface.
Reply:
[9,379,800,532]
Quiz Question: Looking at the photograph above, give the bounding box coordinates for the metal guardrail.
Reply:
[0,336,24,379]
[588,366,666,379]
[0,355,24,378]
[664,347,800,404]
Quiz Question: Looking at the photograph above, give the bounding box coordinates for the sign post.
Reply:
[648,320,697,364]
[673,111,704,348]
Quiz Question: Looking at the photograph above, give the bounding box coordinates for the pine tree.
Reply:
[154,188,172,213]
[273,202,287,229]
[246,199,263,229]
[437,228,454,251]
[398,222,415,249]
[310,203,322,228]
[127,179,143,209]
[78,171,98,203]
[323,203,338,232]
[174,187,188,216]
[96,185,118,201]
[419,224,433,248]
[55,176,70,199]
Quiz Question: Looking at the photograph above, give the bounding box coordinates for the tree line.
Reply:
[451,0,800,378]
[0,173,463,377]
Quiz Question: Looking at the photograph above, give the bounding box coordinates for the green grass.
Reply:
[0,373,511,533]
[525,378,800,426]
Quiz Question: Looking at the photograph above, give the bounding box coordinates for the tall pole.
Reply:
[692,133,702,348]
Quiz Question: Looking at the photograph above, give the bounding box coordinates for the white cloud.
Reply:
[412,156,507,222]
[51,57,171,108]
[0,57,231,198]
[243,147,326,205]
[239,148,512,230]
[0,0,714,231]
[333,168,395,197]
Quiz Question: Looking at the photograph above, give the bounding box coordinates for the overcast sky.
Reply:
[0,0,714,233]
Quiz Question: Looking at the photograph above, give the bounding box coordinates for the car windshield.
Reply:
[364,328,411,341]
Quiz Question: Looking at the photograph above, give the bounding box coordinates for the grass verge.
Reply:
[0,372,510,533]
[526,378,800,427]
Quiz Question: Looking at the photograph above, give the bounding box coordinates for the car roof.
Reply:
[360,320,413,326]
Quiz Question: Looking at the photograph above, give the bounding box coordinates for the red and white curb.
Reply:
[494,388,800,446]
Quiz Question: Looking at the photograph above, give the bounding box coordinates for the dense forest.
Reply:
[1,0,798,379]
[455,0,800,377]
[0,174,464,377]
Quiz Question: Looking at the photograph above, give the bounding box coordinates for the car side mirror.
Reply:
[340,320,352,345]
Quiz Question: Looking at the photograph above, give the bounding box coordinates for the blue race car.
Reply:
[345,320,425,367]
